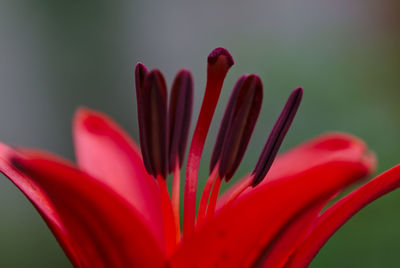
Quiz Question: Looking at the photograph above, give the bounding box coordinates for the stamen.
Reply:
[217,75,263,181]
[209,75,246,173]
[135,62,148,90]
[205,174,222,220]
[135,69,168,178]
[204,75,262,220]
[196,163,219,227]
[168,70,193,240]
[251,87,303,186]
[172,161,181,242]
[183,48,234,238]
[224,175,252,207]
[168,70,194,173]
[156,175,177,255]
[136,68,177,249]
[134,63,153,173]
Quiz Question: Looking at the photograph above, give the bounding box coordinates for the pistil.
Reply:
[182,48,234,238]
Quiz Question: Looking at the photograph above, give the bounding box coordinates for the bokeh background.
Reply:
[0,0,399,267]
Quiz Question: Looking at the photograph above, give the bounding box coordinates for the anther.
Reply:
[211,75,263,181]
[210,75,246,173]
[135,68,168,178]
[251,87,303,186]
[135,62,148,91]
[168,70,194,173]
[135,63,153,174]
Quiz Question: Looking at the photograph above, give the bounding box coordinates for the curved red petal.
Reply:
[73,108,165,247]
[250,133,376,267]
[266,132,375,183]
[218,132,376,207]
[0,143,81,267]
[12,150,166,267]
[258,198,329,268]
[170,156,372,267]
[285,164,400,268]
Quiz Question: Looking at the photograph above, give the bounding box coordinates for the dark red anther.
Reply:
[211,75,263,181]
[135,68,168,178]
[168,69,194,173]
[135,62,148,91]
[251,87,303,186]
[135,63,153,174]
[209,75,246,174]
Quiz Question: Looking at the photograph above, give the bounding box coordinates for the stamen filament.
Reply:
[223,175,252,207]
[172,161,181,242]
[156,175,177,255]
[205,175,222,220]
[196,163,219,227]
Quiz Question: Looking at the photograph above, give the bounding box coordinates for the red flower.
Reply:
[0,48,399,268]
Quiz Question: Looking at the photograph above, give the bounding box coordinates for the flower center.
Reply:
[134,48,303,249]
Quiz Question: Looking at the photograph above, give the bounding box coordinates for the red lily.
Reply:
[0,47,399,268]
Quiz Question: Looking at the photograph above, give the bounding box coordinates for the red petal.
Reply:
[285,164,400,268]
[218,132,376,207]
[73,108,165,247]
[266,132,374,182]
[258,197,329,268]
[12,150,166,267]
[0,143,81,267]
[170,136,373,268]
[246,133,375,267]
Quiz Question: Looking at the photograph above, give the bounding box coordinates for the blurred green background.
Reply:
[0,0,399,267]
